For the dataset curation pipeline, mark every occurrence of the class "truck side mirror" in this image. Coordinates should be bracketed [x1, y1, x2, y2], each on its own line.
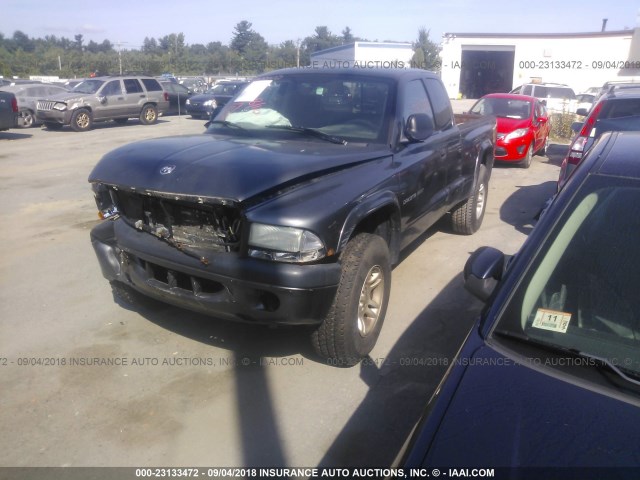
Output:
[571, 121, 583, 133]
[405, 113, 434, 142]
[464, 247, 506, 301]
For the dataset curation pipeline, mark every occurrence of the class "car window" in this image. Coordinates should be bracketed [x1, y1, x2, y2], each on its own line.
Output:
[493, 176, 640, 375]
[215, 74, 394, 143]
[123, 79, 143, 94]
[470, 97, 531, 119]
[424, 78, 453, 130]
[141, 78, 163, 92]
[402, 79, 435, 121]
[101, 80, 122, 96]
[521, 85, 533, 96]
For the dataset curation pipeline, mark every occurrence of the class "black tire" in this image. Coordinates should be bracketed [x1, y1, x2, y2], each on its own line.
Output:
[450, 164, 488, 235]
[520, 141, 534, 168]
[311, 233, 391, 367]
[140, 104, 158, 125]
[113, 118, 128, 125]
[20, 109, 35, 128]
[70, 108, 92, 132]
[44, 121, 63, 131]
[110, 281, 149, 308]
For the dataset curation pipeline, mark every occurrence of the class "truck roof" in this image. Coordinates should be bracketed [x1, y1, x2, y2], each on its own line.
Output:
[257, 67, 440, 81]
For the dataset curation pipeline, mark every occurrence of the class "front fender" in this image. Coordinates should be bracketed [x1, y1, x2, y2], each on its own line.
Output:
[337, 191, 401, 263]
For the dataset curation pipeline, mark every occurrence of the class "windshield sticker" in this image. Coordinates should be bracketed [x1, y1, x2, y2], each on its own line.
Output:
[235, 80, 272, 102]
[532, 308, 572, 333]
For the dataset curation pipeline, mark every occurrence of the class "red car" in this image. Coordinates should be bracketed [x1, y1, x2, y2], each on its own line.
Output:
[469, 93, 550, 168]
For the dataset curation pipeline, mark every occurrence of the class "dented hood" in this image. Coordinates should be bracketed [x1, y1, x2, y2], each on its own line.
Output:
[89, 134, 390, 204]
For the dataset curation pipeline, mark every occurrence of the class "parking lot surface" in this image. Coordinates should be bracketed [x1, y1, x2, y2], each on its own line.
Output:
[0, 114, 564, 467]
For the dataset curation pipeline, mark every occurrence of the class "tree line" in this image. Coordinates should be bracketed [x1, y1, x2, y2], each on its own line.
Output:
[0, 21, 440, 79]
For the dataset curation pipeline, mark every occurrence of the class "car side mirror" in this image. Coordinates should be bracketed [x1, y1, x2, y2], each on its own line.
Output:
[405, 113, 434, 142]
[536, 117, 547, 124]
[576, 108, 588, 117]
[464, 247, 506, 301]
[98, 96, 107, 105]
[571, 121, 583, 133]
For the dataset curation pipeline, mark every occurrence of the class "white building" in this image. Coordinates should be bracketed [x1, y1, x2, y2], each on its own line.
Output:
[310, 42, 414, 69]
[440, 29, 640, 98]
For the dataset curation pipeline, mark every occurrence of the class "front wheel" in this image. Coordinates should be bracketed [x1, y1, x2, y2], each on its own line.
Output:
[311, 233, 391, 367]
[139, 104, 158, 125]
[70, 108, 92, 132]
[520, 141, 534, 168]
[450, 164, 488, 235]
[537, 136, 550, 156]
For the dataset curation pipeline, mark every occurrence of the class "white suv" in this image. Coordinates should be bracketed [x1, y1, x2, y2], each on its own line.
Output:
[517, 83, 577, 113]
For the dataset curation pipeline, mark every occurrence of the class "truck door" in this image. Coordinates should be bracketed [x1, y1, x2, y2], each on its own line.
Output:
[396, 78, 448, 248]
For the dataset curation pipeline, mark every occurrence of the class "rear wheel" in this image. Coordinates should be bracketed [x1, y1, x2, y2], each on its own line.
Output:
[311, 233, 391, 367]
[140, 104, 158, 125]
[450, 164, 488, 235]
[70, 108, 92, 132]
[20, 109, 35, 128]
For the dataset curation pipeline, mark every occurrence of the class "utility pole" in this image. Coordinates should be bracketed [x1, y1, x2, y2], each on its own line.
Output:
[115, 41, 128, 74]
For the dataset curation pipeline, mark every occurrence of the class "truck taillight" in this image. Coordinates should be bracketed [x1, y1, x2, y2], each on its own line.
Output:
[567, 136, 588, 165]
[11, 97, 18, 113]
[579, 100, 604, 137]
[164, 92, 169, 101]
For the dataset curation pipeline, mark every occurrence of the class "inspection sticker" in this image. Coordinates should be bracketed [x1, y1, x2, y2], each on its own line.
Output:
[532, 308, 572, 333]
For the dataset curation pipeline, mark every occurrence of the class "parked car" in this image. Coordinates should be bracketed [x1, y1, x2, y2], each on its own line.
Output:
[0, 91, 20, 130]
[88, 68, 496, 366]
[160, 81, 193, 115]
[468, 93, 550, 167]
[36, 76, 169, 132]
[558, 84, 640, 190]
[576, 93, 596, 112]
[515, 82, 577, 113]
[401, 131, 640, 471]
[178, 77, 207, 94]
[185, 81, 249, 119]
[0, 83, 69, 127]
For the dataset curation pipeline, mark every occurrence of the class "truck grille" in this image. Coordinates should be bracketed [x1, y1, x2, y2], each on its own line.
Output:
[114, 190, 242, 253]
[37, 101, 56, 111]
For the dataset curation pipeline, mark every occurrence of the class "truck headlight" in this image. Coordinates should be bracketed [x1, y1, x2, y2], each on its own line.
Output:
[248, 223, 326, 263]
[91, 183, 119, 220]
[504, 128, 528, 141]
[53, 103, 67, 111]
[185, 99, 191, 105]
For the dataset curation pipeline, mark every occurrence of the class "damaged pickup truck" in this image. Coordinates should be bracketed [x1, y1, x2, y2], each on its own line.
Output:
[89, 68, 495, 365]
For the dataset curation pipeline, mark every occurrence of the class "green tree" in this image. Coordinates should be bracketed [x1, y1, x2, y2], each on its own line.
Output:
[411, 28, 441, 71]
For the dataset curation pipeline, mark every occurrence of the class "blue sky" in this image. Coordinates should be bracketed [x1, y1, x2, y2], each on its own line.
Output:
[1, 0, 639, 49]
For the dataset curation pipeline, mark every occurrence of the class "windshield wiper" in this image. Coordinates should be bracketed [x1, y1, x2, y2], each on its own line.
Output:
[494, 330, 640, 386]
[206, 120, 248, 132]
[266, 125, 347, 145]
[573, 351, 640, 387]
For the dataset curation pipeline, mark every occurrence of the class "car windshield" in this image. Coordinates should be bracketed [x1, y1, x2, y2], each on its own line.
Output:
[208, 83, 244, 95]
[492, 175, 640, 376]
[536, 86, 576, 100]
[72, 79, 104, 94]
[209, 73, 394, 143]
[470, 97, 532, 119]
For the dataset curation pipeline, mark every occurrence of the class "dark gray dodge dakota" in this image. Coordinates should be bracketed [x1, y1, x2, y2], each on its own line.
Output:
[89, 67, 496, 366]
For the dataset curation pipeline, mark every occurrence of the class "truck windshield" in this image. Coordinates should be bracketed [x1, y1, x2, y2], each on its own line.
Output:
[209, 73, 394, 143]
[492, 176, 640, 378]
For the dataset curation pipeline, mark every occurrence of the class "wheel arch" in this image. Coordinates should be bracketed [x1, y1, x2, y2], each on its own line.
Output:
[337, 192, 402, 265]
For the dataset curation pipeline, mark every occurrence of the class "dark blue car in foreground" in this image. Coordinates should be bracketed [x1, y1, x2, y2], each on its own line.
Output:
[400, 131, 640, 478]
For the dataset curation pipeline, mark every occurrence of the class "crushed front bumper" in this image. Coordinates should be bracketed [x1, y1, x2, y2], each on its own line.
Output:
[91, 219, 341, 325]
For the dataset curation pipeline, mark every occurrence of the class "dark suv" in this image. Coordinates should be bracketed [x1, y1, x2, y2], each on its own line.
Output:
[36, 76, 169, 132]
[558, 84, 640, 189]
